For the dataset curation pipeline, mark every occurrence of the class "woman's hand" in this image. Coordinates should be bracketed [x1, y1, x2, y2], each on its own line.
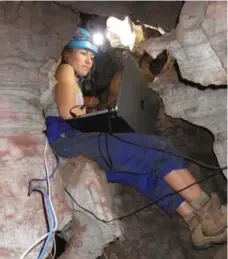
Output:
[88, 96, 99, 108]
[71, 107, 85, 117]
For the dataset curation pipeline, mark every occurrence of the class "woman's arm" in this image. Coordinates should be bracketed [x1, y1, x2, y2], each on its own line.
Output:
[55, 64, 85, 119]
[107, 71, 122, 105]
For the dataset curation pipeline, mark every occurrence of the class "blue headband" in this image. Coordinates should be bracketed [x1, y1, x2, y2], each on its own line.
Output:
[67, 27, 98, 54]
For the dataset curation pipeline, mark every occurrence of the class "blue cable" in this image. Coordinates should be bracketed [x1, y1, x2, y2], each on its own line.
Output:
[29, 185, 55, 259]
[27, 136, 60, 258]
[38, 194, 55, 259]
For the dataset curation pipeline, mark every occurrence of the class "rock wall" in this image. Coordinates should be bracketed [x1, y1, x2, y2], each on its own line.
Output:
[152, 73, 227, 178]
[0, 2, 77, 258]
[60, 1, 183, 32]
[0, 2, 122, 258]
[144, 1, 227, 86]
[1, 2, 226, 259]
[144, 1, 227, 177]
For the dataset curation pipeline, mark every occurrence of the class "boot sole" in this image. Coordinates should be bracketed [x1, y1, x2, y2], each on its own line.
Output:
[193, 240, 227, 250]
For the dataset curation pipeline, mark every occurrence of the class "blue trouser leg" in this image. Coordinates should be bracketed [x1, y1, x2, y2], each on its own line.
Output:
[50, 129, 187, 216]
[106, 169, 184, 216]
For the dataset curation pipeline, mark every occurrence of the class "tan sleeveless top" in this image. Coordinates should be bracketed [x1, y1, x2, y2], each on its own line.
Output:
[43, 81, 85, 118]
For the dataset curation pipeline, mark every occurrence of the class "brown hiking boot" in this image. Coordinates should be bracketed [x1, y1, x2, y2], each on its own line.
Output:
[196, 193, 227, 236]
[189, 215, 227, 249]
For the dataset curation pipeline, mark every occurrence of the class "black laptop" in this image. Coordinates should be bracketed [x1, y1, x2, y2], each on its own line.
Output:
[67, 55, 160, 134]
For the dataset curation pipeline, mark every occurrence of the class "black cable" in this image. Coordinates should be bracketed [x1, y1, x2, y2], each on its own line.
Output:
[54, 0, 227, 173]
[108, 132, 227, 171]
[98, 132, 112, 169]
[68, 109, 226, 175]
[99, 131, 154, 180]
[105, 131, 113, 169]
[104, 113, 227, 174]
[105, 112, 227, 172]
[64, 169, 223, 223]
[66, 108, 226, 222]
[54, 0, 227, 172]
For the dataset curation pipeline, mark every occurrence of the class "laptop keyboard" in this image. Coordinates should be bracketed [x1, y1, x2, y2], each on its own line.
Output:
[77, 108, 116, 118]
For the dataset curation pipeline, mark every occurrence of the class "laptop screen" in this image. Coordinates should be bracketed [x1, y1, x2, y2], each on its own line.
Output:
[116, 55, 160, 134]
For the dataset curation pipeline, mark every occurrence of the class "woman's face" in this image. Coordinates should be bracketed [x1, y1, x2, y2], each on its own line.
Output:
[68, 48, 94, 77]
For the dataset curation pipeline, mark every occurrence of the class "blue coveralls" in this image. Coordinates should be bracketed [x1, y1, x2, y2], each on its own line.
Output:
[45, 116, 187, 216]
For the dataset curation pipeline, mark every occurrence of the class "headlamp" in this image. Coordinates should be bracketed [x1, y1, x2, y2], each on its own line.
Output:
[92, 32, 104, 46]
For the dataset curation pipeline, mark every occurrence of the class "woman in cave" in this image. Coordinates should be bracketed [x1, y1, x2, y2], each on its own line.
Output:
[44, 27, 227, 249]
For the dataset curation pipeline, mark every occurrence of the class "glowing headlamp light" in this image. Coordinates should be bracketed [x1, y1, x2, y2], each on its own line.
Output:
[92, 32, 104, 46]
